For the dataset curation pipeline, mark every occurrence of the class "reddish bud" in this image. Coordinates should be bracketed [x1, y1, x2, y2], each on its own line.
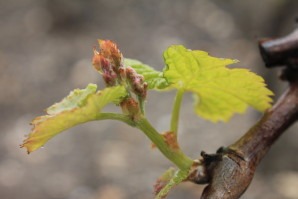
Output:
[120, 97, 141, 120]
[98, 40, 123, 72]
[92, 49, 101, 71]
[118, 67, 126, 80]
[92, 48, 117, 87]
[93, 40, 147, 92]
[125, 67, 147, 99]
[92, 52, 109, 73]
[102, 73, 117, 87]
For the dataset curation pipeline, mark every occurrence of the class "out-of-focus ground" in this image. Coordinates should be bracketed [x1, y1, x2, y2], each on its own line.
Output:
[1, 0, 298, 198]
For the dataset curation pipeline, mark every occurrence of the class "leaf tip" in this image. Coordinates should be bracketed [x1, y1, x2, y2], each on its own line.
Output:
[19, 141, 33, 154]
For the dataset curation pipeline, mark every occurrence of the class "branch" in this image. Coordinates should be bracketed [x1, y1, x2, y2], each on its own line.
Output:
[188, 27, 298, 199]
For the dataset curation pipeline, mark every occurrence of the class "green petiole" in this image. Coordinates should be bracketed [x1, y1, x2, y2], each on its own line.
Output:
[170, 89, 185, 134]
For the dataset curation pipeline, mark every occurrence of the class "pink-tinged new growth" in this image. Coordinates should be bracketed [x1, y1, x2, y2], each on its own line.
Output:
[125, 66, 148, 100]
[92, 49, 105, 72]
[120, 97, 141, 120]
[98, 40, 124, 73]
[162, 131, 179, 150]
[151, 131, 180, 151]
[93, 40, 127, 85]
[92, 50, 117, 86]
[93, 40, 147, 116]
[153, 168, 176, 197]
[154, 179, 167, 197]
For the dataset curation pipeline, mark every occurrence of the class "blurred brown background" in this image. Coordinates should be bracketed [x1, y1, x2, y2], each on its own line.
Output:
[1, 0, 298, 198]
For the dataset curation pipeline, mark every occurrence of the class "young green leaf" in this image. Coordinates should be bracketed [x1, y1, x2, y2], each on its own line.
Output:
[124, 58, 168, 89]
[163, 45, 273, 122]
[21, 84, 126, 153]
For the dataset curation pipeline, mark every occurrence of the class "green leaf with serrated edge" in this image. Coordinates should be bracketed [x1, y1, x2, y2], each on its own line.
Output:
[124, 58, 168, 89]
[163, 45, 273, 122]
[155, 169, 188, 199]
[21, 84, 126, 153]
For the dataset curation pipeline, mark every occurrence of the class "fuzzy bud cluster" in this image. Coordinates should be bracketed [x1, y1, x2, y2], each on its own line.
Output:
[98, 40, 123, 69]
[125, 66, 148, 100]
[92, 50, 117, 86]
[92, 40, 124, 86]
[92, 39, 148, 118]
[92, 40, 148, 100]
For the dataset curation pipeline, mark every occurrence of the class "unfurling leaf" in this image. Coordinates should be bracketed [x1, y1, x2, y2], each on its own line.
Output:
[124, 58, 168, 89]
[21, 84, 126, 153]
[154, 167, 176, 196]
[155, 169, 189, 199]
[163, 45, 273, 122]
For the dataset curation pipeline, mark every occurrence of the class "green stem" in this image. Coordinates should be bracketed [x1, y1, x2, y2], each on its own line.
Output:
[170, 89, 185, 134]
[137, 95, 145, 115]
[96, 113, 193, 170]
[96, 113, 135, 126]
[136, 117, 193, 170]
